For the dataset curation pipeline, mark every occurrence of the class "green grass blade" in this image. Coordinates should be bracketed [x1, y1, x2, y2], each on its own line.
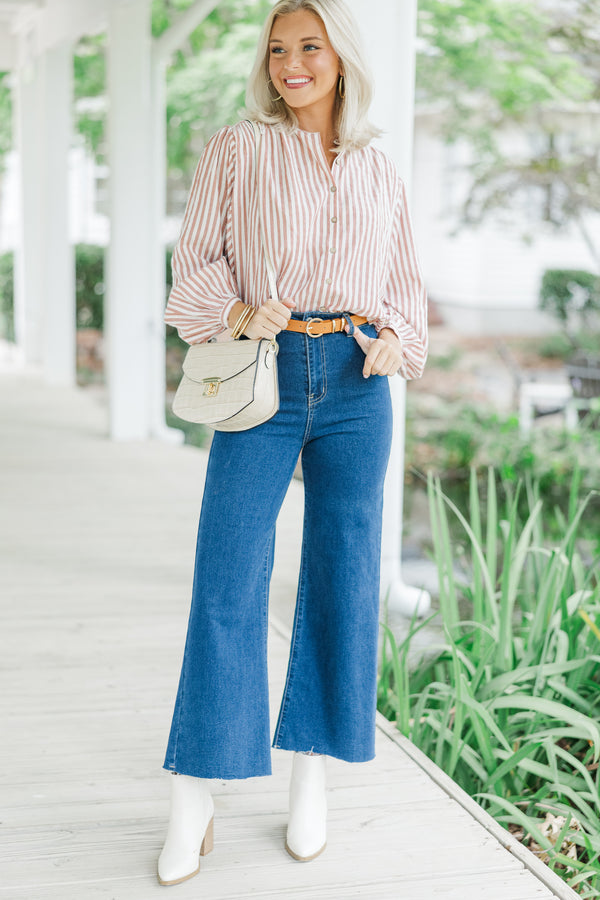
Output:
[490, 694, 600, 758]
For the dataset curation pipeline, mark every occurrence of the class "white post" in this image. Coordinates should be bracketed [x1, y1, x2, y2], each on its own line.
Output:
[149, 55, 169, 437]
[149, 0, 219, 443]
[13, 31, 45, 368]
[41, 40, 76, 386]
[106, 0, 154, 440]
[148, 53, 183, 442]
[348, 0, 431, 616]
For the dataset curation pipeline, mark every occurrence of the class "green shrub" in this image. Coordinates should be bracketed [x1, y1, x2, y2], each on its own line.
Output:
[380, 471, 600, 894]
[75, 244, 105, 328]
[0, 251, 14, 341]
[539, 269, 600, 328]
[538, 332, 574, 360]
[406, 399, 600, 553]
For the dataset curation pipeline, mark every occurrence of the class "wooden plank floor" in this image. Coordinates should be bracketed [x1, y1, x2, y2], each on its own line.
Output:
[0, 372, 577, 899]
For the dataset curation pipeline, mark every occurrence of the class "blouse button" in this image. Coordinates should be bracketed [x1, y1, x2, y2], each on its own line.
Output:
[330, 247, 336, 254]
[331, 217, 338, 224]
[330, 185, 337, 193]
[325, 279, 332, 285]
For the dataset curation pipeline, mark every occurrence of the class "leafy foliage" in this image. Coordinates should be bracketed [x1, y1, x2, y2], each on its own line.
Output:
[73, 35, 107, 160]
[0, 73, 12, 168]
[416, 0, 600, 262]
[0, 251, 14, 341]
[75, 244, 105, 329]
[162, 0, 271, 178]
[539, 269, 600, 334]
[379, 471, 600, 894]
[406, 399, 600, 553]
[69, 0, 271, 182]
[166, 21, 264, 175]
[417, 0, 592, 130]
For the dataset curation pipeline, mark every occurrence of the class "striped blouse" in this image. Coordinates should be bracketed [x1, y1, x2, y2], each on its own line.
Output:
[165, 120, 428, 380]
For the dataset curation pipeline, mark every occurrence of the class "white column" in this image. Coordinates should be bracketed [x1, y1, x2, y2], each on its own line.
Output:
[13, 39, 45, 367]
[149, 56, 168, 437]
[106, 0, 154, 440]
[148, 54, 183, 442]
[41, 40, 76, 386]
[348, 0, 431, 616]
[149, 3, 220, 443]
[14, 28, 75, 384]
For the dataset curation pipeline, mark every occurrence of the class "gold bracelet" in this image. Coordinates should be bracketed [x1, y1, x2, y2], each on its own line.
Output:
[237, 307, 256, 338]
[234, 306, 254, 340]
[231, 305, 254, 340]
[233, 305, 253, 338]
[230, 307, 244, 339]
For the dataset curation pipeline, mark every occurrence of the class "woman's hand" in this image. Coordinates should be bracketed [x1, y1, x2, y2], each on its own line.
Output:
[347, 325, 403, 377]
[228, 299, 295, 340]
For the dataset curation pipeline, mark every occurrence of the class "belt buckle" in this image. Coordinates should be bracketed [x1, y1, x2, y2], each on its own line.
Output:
[306, 317, 324, 338]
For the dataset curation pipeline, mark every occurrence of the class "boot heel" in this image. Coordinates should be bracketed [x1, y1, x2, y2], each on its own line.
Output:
[200, 816, 214, 856]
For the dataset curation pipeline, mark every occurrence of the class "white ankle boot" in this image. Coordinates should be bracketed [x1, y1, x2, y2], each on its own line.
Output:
[157, 773, 214, 886]
[285, 752, 327, 861]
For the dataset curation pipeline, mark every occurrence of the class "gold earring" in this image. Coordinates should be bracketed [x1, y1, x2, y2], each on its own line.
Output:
[338, 75, 345, 100]
[267, 79, 283, 102]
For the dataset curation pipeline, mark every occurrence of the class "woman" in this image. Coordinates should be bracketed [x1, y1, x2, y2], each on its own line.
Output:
[158, 0, 427, 885]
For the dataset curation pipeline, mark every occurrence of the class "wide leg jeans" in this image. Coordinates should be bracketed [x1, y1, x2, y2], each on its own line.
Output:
[164, 314, 393, 779]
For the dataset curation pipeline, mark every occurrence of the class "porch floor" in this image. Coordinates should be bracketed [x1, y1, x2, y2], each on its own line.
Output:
[0, 371, 576, 899]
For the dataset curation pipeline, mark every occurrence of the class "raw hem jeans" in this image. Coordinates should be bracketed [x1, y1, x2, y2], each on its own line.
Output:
[164, 313, 393, 779]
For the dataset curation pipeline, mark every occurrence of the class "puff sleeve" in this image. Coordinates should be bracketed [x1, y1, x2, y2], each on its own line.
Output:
[371, 179, 428, 380]
[164, 126, 239, 344]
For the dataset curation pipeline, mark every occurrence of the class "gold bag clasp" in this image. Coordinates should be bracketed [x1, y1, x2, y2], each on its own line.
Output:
[202, 378, 221, 397]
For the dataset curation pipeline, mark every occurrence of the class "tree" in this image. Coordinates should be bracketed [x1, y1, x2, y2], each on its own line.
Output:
[74, 34, 106, 161]
[69, 0, 271, 183]
[0, 73, 12, 172]
[416, 0, 600, 268]
[160, 0, 271, 188]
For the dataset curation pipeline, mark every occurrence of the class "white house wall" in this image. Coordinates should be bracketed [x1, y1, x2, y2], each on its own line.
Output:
[68, 146, 109, 247]
[412, 114, 599, 335]
[0, 150, 19, 250]
[0, 26, 14, 68]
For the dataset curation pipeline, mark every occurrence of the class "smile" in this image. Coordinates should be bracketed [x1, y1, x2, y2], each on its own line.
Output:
[284, 77, 313, 88]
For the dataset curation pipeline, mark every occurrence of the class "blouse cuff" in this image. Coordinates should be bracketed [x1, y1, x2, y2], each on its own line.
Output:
[371, 310, 403, 342]
[220, 295, 240, 332]
[165, 296, 237, 344]
[371, 310, 427, 381]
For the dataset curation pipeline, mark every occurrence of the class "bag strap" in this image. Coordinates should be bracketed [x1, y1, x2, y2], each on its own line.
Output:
[250, 121, 280, 304]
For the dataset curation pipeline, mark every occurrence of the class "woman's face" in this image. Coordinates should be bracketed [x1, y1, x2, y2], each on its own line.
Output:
[268, 9, 341, 127]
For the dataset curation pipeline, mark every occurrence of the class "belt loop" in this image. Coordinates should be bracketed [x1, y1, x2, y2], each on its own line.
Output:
[342, 313, 355, 336]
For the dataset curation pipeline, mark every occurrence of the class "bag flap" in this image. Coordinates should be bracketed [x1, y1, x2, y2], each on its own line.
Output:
[181, 340, 261, 385]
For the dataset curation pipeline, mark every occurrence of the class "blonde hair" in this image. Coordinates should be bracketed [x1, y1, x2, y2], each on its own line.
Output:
[245, 0, 381, 153]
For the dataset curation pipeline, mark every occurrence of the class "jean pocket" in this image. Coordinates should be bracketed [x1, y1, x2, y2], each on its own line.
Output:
[358, 323, 378, 340]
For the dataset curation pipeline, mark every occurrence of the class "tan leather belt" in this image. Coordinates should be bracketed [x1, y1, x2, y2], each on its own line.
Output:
[285, 315, 368, 338]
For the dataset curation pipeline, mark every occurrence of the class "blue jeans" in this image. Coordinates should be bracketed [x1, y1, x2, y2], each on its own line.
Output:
[164, 313, 393, 779]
